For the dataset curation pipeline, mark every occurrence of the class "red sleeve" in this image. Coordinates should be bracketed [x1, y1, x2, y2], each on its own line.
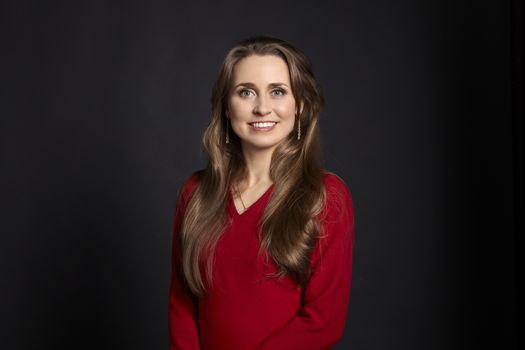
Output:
[255, 175, 355, 350]
[168, 174, 201, 350]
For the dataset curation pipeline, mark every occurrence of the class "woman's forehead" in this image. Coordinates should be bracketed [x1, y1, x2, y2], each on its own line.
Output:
[231, 55, 291, 86]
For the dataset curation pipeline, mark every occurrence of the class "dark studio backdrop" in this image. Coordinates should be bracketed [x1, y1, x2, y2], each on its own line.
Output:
[0, 0, 520, 349]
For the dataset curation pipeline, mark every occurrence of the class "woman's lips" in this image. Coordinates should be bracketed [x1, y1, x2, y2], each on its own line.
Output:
[248, 121, 277, 131]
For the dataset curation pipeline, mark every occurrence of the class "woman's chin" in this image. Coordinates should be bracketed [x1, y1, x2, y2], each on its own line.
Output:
[240, 140, 282, 153]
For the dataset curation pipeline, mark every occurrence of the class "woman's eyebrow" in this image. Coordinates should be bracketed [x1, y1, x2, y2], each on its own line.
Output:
[234, 82, 289, 89]
[268, 83, 289, 88]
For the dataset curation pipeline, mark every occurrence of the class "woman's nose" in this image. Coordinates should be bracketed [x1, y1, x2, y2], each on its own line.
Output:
[253, 96, 271, 116]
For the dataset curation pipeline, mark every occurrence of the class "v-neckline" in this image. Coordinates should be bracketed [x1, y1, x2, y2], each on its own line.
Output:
[229, 183, 275, 217]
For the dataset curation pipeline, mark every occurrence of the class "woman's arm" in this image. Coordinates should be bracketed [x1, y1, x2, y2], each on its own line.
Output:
[255, 176, 355, 350]
[168, 175, 201, 350]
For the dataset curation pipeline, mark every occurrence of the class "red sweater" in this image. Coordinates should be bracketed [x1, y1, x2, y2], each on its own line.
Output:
[169, 171, 354, 350]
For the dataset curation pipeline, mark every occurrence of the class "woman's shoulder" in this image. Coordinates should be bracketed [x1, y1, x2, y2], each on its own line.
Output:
[320, 169, 353, 219]
[321, 169, 352, 197]
[177, 169, 205, 202]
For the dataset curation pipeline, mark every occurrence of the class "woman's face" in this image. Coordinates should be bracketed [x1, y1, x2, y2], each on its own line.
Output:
[227, 54, 297, 154]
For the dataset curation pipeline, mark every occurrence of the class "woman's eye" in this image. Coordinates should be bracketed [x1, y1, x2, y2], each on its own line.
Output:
[239, 89, 254, 97]
[271, 88, 286, 96]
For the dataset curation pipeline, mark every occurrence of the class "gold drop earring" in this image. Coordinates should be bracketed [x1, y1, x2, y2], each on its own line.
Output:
[296, 109, 301, 140]
[225, 115, 230, 144]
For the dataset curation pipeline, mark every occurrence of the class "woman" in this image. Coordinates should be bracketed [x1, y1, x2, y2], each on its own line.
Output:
[169, 36, 354, 350]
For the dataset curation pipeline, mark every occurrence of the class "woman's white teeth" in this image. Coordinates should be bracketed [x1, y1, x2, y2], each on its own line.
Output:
[252, 122, 276, 128]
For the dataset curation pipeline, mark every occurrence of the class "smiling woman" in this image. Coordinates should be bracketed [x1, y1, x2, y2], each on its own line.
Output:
[227, 55, 298, 153]
[168, 36, 355, 350]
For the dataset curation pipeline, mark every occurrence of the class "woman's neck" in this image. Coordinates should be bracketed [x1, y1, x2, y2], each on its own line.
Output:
[239, 144, 274, 188]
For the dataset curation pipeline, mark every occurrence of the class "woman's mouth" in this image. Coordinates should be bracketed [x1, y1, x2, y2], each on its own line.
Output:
[248, 121, 277, 131]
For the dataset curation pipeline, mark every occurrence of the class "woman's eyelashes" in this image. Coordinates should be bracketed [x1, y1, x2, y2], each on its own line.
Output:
[271, 88, 286, 96]
[237, 88, 287, 98]
[238, 88, 254, 97]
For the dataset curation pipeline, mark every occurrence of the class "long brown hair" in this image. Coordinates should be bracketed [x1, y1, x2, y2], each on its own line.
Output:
[180, 36, 325, 297]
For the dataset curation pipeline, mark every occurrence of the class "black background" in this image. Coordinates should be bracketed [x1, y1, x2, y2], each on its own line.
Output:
[1, 0, 520, 349]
